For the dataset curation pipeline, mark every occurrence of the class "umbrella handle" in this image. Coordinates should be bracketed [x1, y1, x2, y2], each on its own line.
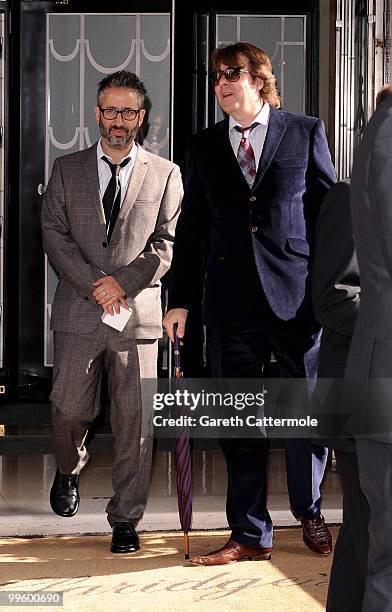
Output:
[173, 322, 179, 349]
[173, 322, 182, 374]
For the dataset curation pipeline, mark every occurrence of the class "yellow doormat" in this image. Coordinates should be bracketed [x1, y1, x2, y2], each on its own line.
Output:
[0, 527, 336, 611]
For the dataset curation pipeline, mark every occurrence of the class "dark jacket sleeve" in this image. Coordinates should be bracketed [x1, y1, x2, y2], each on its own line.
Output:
[167, 138, 210, 311]
[312, 180, 360, 337]
[305, 119, 337, 250]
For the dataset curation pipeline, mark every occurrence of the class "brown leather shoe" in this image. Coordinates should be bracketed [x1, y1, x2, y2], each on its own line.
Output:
[300, 515, 332, 555]
[190, 538, 272, 566]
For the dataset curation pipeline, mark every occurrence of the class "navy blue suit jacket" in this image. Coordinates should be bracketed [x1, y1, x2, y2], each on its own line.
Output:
[169, 107, 336, 326]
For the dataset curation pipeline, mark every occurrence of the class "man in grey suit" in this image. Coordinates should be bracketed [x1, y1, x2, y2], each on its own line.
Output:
[345, 87, 392, 610]
[312, 179, 369, 610]
[41, 71, 182, 553]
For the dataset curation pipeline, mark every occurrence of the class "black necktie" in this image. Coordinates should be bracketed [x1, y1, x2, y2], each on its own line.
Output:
[101, 156, 131, 243]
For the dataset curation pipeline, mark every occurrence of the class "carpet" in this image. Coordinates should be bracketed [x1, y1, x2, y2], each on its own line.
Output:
[0, 527, 336, 611]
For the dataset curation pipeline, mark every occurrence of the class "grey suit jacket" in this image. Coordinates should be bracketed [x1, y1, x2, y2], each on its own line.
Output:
[346, 96, 392, 441]
[312, 180, 360, 451]
[42, 143, 183, 339]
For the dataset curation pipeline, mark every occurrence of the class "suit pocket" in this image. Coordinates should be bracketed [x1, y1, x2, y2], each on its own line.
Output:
[133, 199, 160, 207]
[286, 237, 309, 257]
[270, 157, 308, 168]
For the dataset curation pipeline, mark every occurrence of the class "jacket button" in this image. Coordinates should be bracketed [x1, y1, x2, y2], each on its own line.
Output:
[102, 241, 108, 248]
[250, 225, 258, 233]
[219, 256, 225, 261]
[249, 196, 257, 202]
[84, 296, 89, 301]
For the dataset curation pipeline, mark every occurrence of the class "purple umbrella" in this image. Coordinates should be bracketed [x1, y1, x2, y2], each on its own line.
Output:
[173, 323, 193, 559]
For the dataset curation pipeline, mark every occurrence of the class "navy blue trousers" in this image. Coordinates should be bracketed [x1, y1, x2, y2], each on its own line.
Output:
[207, 317, 328, 549]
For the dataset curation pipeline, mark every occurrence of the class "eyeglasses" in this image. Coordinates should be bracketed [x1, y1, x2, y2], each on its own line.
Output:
[209, 66, 250, 86]
[99, 107, 142, 121]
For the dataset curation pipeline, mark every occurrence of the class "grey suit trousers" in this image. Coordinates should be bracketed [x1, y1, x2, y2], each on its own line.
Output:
[356, 438, 392, 612]
[51, 324, 157, 526]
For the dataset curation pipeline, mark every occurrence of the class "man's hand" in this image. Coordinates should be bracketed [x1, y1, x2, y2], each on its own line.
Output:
[163, 308, 188, 342]
[92, 276, 128, 315]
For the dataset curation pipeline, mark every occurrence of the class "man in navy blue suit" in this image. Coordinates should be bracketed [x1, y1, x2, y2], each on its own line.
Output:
[164, 42, 336, 565]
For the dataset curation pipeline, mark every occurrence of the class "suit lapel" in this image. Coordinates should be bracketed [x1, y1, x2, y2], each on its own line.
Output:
[81, 143, 106, 227]
[118, 144, 148, 221]
[252, 108, 287, 191]
[214, 111, 287, 193]
[214, 119, 250, 190]
[84, 142, 148, 222]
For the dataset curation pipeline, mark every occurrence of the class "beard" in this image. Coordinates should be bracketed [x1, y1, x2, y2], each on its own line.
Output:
[99, 118, 139, 149]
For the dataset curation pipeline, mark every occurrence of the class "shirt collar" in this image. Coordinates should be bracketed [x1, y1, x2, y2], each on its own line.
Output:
[97, 138, 138, 166]
[229, 102, 270, 132]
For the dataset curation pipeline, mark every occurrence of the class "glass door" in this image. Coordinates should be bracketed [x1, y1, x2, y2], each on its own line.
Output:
[12, 0, 319, 394]
[214, 13, 307, 120]
[172, 1, 317, 376]
[44, 11, 172, 366]
[15, 0, 172, 397]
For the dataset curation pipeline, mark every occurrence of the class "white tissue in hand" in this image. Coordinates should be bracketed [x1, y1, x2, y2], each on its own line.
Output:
[101, 305, 132, 331]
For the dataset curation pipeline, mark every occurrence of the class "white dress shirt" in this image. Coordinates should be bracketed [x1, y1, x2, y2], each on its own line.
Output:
[229, 103, 270, 169]
[96, 139, 138, 207]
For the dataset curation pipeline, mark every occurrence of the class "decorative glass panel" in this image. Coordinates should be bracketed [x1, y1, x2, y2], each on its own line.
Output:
[45, 13, 171, 366]
[215, 14, 306, 120]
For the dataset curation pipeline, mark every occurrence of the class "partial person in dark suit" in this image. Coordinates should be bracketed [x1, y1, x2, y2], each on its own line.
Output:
[345, 84, 392, 611]
[312, 179, 370, 611]
[42, 71, 182, 553]
[163, 42, 336, 565]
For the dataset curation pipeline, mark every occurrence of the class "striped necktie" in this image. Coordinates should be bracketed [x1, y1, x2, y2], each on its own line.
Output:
[234, 123, 258, 187]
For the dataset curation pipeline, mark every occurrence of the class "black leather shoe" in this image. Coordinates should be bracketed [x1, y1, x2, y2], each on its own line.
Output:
[50, 469, 79, 517]
[111, 522, 140, 554]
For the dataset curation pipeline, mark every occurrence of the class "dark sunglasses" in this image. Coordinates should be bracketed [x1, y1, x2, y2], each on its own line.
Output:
[209, 66, 250, 86]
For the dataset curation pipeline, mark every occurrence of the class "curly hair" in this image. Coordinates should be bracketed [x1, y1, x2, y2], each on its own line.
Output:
[97, 70, 147, 107]
[211, 42, 280, 109]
